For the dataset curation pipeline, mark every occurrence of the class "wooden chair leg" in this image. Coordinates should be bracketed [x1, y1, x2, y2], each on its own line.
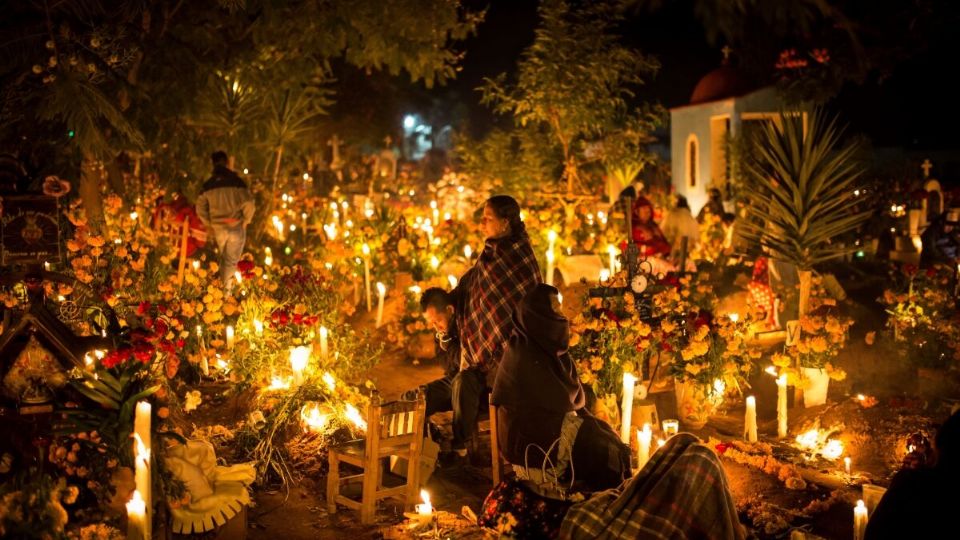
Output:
[489, 403, 501, 486]
[326, 452, 339, 514]
[405, 443, 420, 512]
[359, 455, 379, 525]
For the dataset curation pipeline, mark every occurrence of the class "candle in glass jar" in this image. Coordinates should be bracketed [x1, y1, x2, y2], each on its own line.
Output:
[662, 419, 679, 437]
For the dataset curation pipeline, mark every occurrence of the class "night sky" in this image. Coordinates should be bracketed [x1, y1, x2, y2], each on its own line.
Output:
[429, 0, 960, 164]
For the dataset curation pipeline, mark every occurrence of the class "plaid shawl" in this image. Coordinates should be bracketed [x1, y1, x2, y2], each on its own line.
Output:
[458, 231, 541, 375]
[560, 433, 745, 540]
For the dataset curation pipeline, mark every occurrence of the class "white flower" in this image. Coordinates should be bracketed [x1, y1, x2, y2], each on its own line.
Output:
[184, 390, 202, 412]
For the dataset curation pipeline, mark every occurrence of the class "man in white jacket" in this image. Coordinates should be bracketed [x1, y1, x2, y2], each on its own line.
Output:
[196, 151, 255, 289]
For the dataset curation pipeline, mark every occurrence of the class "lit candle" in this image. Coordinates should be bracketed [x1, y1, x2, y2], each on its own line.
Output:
[133, 401, 151, 539]
[547, 229, 557, 254]
[416, 489, 434, 523]
[192, 260, 200, 271]
[662, 419, 679, 437]
[234, 271, 242, 286]
[447, 274, 458, 289]
[657, 438, 666, 448]
[361, 244, 372, 312]
[637, 423, 652, 470]
[600, 268, 611, 283]
[854, 500, 868, 540]
[777, 374, 788, 439]
[225, 325, 235, 349]
[375, 282, 386, 328]
[620, 372, 636, 443]
[431, 200, 439, 224]
[464, 245, 472, 260]
[744, 396, 758, 443]
[323, 372, 336, 392]
[126, 489, 147, 540]
[44, 261, 51, 271]
[545, 249, 555, 286]
[319, 326, 329, 360]
[290, 346, 310, 385]
[845, 456, 852, 476]
[608, 245, 617, 274]
[254, 319, 264, 336]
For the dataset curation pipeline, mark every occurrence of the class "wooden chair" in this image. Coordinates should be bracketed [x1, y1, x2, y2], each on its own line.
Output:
[326, 390, 426, 524]
[467, 392, 506, 487]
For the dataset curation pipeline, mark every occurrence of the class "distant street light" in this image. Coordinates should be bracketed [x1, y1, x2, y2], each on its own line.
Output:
[403, 115, 416, 130]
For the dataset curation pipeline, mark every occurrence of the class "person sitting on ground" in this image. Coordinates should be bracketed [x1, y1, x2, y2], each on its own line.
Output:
[630, 195, 670, 258]
[492, 284, 631, 493]
[401, 287, 483, 462]
[479, 433, 745, 539]
[866, 408, 960, 539]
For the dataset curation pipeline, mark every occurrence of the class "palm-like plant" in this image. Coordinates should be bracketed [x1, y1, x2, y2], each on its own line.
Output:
[738, 109, 869, 317]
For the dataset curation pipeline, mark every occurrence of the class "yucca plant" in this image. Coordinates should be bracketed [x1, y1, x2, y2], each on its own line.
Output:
[738, 109, 869, 318]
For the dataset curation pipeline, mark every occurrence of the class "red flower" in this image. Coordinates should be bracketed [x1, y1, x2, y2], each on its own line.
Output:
[102, 347, 132, 369]
[660, 342, 674, 353]
[714, 442, 730, 454]
[659, 274, 680, 289]
[693, 311, 713, 329]
[132, 342, 155, 364]
[137, 301, 152, 316]
[237, 259, 256, 278]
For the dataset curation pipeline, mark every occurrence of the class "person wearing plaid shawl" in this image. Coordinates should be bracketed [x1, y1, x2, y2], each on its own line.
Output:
[451, 195, 542, 457]
[559, 433, 745, 539]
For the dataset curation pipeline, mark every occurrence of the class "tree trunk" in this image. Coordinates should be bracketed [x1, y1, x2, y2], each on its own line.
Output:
[104, 153, 127, 201]
[79, 152, 105, 233]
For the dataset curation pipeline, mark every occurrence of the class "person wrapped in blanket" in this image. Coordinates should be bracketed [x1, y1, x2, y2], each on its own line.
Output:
[439, 195, 541, 463]
[491, 284, 632, 494]
[479, 433, 745, 540]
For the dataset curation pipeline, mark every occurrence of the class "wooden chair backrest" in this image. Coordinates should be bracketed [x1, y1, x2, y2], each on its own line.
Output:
[364, 390, 425, 453]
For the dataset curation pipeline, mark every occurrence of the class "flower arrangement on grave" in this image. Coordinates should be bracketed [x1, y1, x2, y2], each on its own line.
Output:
[881, 263, 960, 368]
[779, 276, 852, 381]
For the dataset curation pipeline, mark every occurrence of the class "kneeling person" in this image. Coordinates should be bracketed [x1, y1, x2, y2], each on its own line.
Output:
[404, 288, 485, 462]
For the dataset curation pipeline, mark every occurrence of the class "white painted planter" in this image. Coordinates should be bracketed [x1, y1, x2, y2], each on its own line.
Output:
[801, 367, 830, 408]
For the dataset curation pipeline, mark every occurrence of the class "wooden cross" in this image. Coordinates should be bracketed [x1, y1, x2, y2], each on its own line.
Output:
[921, 159, 933, 178]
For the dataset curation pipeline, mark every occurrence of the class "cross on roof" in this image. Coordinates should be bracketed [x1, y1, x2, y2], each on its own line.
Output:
[921, 159, 933, 178]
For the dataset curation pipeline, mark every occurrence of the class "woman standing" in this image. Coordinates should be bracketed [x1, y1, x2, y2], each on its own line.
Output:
[457, 195, 542, 386]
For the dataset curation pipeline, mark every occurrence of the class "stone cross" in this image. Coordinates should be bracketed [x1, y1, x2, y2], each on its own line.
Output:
[921, 159, 933, 178]
[328, 135, 343, 169]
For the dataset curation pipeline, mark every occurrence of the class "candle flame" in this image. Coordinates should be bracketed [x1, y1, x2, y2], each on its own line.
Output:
[447, 275, 458, 288]
[322, 372, 336, 392]
[420, 489, 431, 506]
[345, 403, 367, 431]
[301, 404, 330, 433]
[376, 282, 386, 295]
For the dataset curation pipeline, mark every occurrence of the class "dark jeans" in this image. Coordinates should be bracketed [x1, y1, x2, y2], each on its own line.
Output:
[406, 368, 486, 450]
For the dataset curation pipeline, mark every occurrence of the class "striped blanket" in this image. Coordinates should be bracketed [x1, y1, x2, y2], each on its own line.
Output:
[560, 433, 745, 540]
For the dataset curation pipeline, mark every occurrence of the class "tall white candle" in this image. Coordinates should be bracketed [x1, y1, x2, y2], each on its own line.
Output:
[375, 282, 386, 328]
[361, 243, 372, 312]
[620, 372, 636, 443]
[290, 346, 310, 385]
[845, 456, 852, 476]
[545, 249, 555, 286]
[133, 401, 151, 539]
[431, 200, 439, 225]
[225, 325, 235, 350]
[777, 375, 788, 439]
[744, 395, 758, 442]
[854, 499, 868, 540]
[608, 244, 617, 274]
[547, 229, 557, 254]
[126, 489, 146, 540]
[319, 326, 329, 360]
[637, 423, 652, 470]
[600, 268, 611, 284]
